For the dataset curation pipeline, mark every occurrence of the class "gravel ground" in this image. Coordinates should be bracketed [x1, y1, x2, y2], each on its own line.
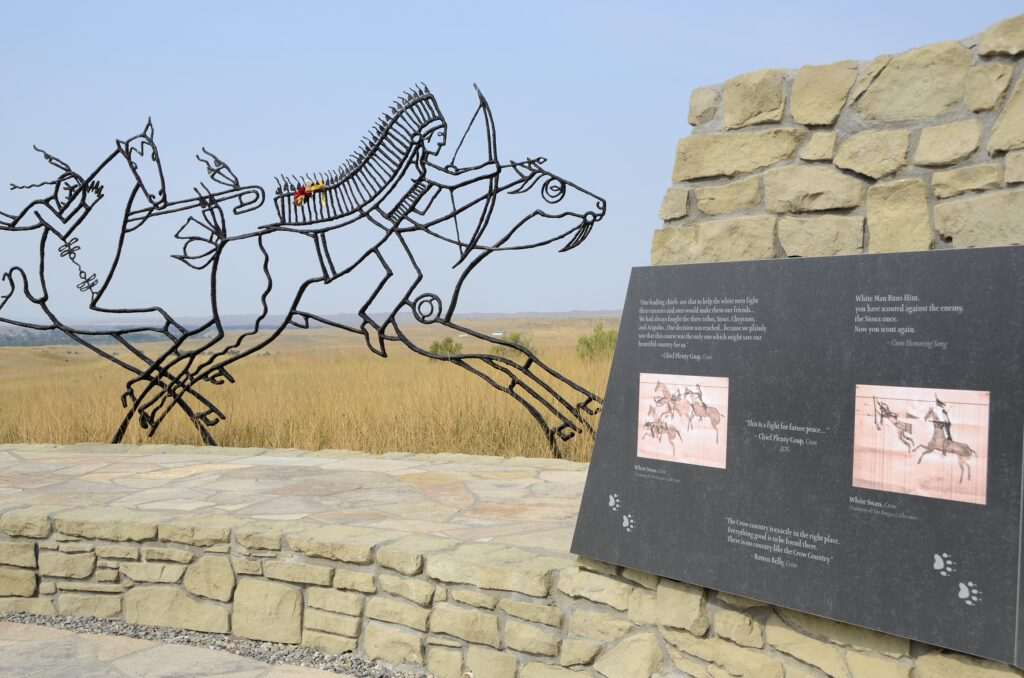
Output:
[0, 611, 431, 678]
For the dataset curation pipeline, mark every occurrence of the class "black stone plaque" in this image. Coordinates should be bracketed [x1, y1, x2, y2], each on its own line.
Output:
[572, 246, 1024, 667]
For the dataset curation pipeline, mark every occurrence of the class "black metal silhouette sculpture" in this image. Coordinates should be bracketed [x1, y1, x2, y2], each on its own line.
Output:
[1, 84, 606, 456]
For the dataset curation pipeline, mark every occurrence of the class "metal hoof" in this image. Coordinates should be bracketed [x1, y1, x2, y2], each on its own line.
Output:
[361, 321, 388, 357]
[121, 382, 146, 409]
[555, 423, 577, 442]
[205, 368, 235, 385]
[578, 397, 601, 416]
[198, 409, 223, 427]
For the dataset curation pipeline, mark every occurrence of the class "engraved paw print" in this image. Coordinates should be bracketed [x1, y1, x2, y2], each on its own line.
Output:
[958, 581, 982, 606]
[608, 493, 621, 511]
[932, 553, 956, 577]
[622, 514, 636, 532]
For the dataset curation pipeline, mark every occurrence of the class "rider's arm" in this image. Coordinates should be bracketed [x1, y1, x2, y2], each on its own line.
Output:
[423, 161, 499, 189]
[5, 200, 74, 236]
[29, 203, 75, 238]
[28, 193, 100, 239]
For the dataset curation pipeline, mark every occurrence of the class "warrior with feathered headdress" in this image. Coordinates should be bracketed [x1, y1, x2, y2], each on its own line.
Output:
[269, 85, 499, 355]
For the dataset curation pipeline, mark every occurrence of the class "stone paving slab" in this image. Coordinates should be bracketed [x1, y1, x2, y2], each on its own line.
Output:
[0, 443, 586, 556]
[0, 622, 343, 677]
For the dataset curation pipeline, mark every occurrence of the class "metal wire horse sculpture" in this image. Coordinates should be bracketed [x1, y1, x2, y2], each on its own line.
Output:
[1, 84, 606, 456]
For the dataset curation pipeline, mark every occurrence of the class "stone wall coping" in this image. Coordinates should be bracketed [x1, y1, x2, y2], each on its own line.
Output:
[0, 444, 585, 570]
[0, 442, 584, 470]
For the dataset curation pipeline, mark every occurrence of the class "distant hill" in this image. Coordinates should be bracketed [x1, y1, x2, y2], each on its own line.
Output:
[174, 309, 623, 329]
[0, 328, 167, 346]
[0, 310, 622, 346]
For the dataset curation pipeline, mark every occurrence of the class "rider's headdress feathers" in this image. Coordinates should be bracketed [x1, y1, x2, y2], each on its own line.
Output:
[274, 83, 446, 226]
[10, 146, 75, 191]
[398, 84, 446, 139]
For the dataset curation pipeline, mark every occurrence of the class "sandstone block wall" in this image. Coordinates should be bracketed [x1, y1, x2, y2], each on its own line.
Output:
[643, 12, 1024, 678]
[1, 503, 1021, 677]
[653, 14, 1024, 265]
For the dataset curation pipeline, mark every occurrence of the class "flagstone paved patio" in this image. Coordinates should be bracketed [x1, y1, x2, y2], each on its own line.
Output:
[0, 443, 587, 677]
[0, 443, 585, 556]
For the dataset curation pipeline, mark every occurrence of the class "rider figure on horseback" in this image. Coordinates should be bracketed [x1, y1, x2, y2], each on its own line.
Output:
[306, 86, 498, 355]
[915, 398, 975, 483]
[1, 147, 103, 305]
[3, 147, 103, 238]
[873, 398, 915, 453]
[877, 400, 896, 422]
[693, 384, 707, 410]
[935, 396, 953, 445]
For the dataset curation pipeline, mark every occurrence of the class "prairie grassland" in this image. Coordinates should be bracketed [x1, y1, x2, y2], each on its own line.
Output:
[0, 316, 617, 462]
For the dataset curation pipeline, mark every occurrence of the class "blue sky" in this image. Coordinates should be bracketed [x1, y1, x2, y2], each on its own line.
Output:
[0, 1, 1019, 319]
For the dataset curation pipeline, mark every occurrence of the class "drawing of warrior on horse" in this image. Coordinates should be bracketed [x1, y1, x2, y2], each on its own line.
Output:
[873, 396, 915, 453]
[913, 399, 975, 483]
[642, 403, 683, 455]
[653, 380, 688, 420]
[684, 384, 723, 443]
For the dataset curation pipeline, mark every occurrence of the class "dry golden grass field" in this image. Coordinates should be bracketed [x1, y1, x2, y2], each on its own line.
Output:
[0, 316, 617, 462]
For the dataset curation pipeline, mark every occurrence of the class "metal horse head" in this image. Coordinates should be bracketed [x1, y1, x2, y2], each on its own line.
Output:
[506, 158, 605, 252]
[117, 119, 166, 208]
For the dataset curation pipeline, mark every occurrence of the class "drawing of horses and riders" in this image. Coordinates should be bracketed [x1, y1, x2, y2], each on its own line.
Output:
[637, 374, 727, 468]
[872, 394, 978, 481]
[0, 84, 607, 456]
[853, 386, 988, 504]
